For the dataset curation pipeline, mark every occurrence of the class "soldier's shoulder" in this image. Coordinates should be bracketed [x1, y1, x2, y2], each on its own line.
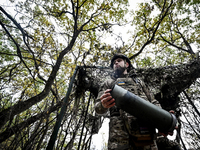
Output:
[104, 77, 115, 87]
[99, 77, 115, 89]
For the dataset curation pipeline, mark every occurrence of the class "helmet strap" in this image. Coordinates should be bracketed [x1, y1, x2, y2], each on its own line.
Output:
[124, 59, 129, 70]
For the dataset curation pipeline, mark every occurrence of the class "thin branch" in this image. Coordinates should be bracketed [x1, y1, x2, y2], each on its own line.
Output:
[160, 34, 194, 54]
[169, 13, 194, 54]
[0, 16, 34, 79]
[183, 90, 200, 117]
[0, 101, 62, 143]
[129, 0, 173, 60]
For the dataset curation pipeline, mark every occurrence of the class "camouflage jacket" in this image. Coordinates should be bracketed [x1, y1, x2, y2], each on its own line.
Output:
[95, 73, 161, 149]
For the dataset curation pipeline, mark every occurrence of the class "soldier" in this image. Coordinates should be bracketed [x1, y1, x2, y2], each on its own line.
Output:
[94, 53, 174, 150]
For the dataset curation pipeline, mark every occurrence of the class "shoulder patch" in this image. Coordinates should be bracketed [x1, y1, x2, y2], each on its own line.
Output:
[118, 81, 125, 85]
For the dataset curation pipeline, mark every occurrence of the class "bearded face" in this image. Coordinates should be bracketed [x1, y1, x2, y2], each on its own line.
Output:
[113, 58, 129, 76]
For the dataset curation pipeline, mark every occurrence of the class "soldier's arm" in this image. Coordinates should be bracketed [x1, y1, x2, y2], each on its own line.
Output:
[94, 80, 115, 114]
[95, 90, 109, 114]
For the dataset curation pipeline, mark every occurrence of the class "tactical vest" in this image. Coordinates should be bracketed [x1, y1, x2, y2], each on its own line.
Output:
[109, 76, 156, 147]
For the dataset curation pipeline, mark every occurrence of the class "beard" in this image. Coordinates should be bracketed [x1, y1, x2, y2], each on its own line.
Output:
[114, 66, 126, 76]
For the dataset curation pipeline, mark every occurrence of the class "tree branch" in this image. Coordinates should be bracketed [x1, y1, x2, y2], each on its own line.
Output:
[0, 101, 62, 143]
[129, 0, 173, 60]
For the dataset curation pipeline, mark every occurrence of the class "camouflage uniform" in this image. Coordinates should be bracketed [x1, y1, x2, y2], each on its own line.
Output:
[95, 74, 161, 150]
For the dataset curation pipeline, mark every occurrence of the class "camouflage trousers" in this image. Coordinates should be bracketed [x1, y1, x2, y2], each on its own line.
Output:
[108, 116, 158, 150]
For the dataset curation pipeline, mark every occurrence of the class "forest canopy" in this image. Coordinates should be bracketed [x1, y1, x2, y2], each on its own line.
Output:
[0, 0, 200, 149]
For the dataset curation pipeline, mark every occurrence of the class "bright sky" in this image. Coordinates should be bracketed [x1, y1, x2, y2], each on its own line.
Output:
[91, 118, 109, 149]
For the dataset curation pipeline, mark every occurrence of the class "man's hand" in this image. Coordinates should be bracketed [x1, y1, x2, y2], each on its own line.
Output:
[159, 110, 178, 137]
[100, 89, 115, 108]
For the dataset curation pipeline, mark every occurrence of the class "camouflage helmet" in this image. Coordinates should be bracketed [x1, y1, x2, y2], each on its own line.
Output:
[110, 53, 133, 71]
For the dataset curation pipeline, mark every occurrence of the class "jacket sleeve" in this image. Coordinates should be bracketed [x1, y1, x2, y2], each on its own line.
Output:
[94, 79, 114, 115]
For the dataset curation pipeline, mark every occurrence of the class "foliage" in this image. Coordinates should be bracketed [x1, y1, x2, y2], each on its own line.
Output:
[0, 0, 200, 149]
